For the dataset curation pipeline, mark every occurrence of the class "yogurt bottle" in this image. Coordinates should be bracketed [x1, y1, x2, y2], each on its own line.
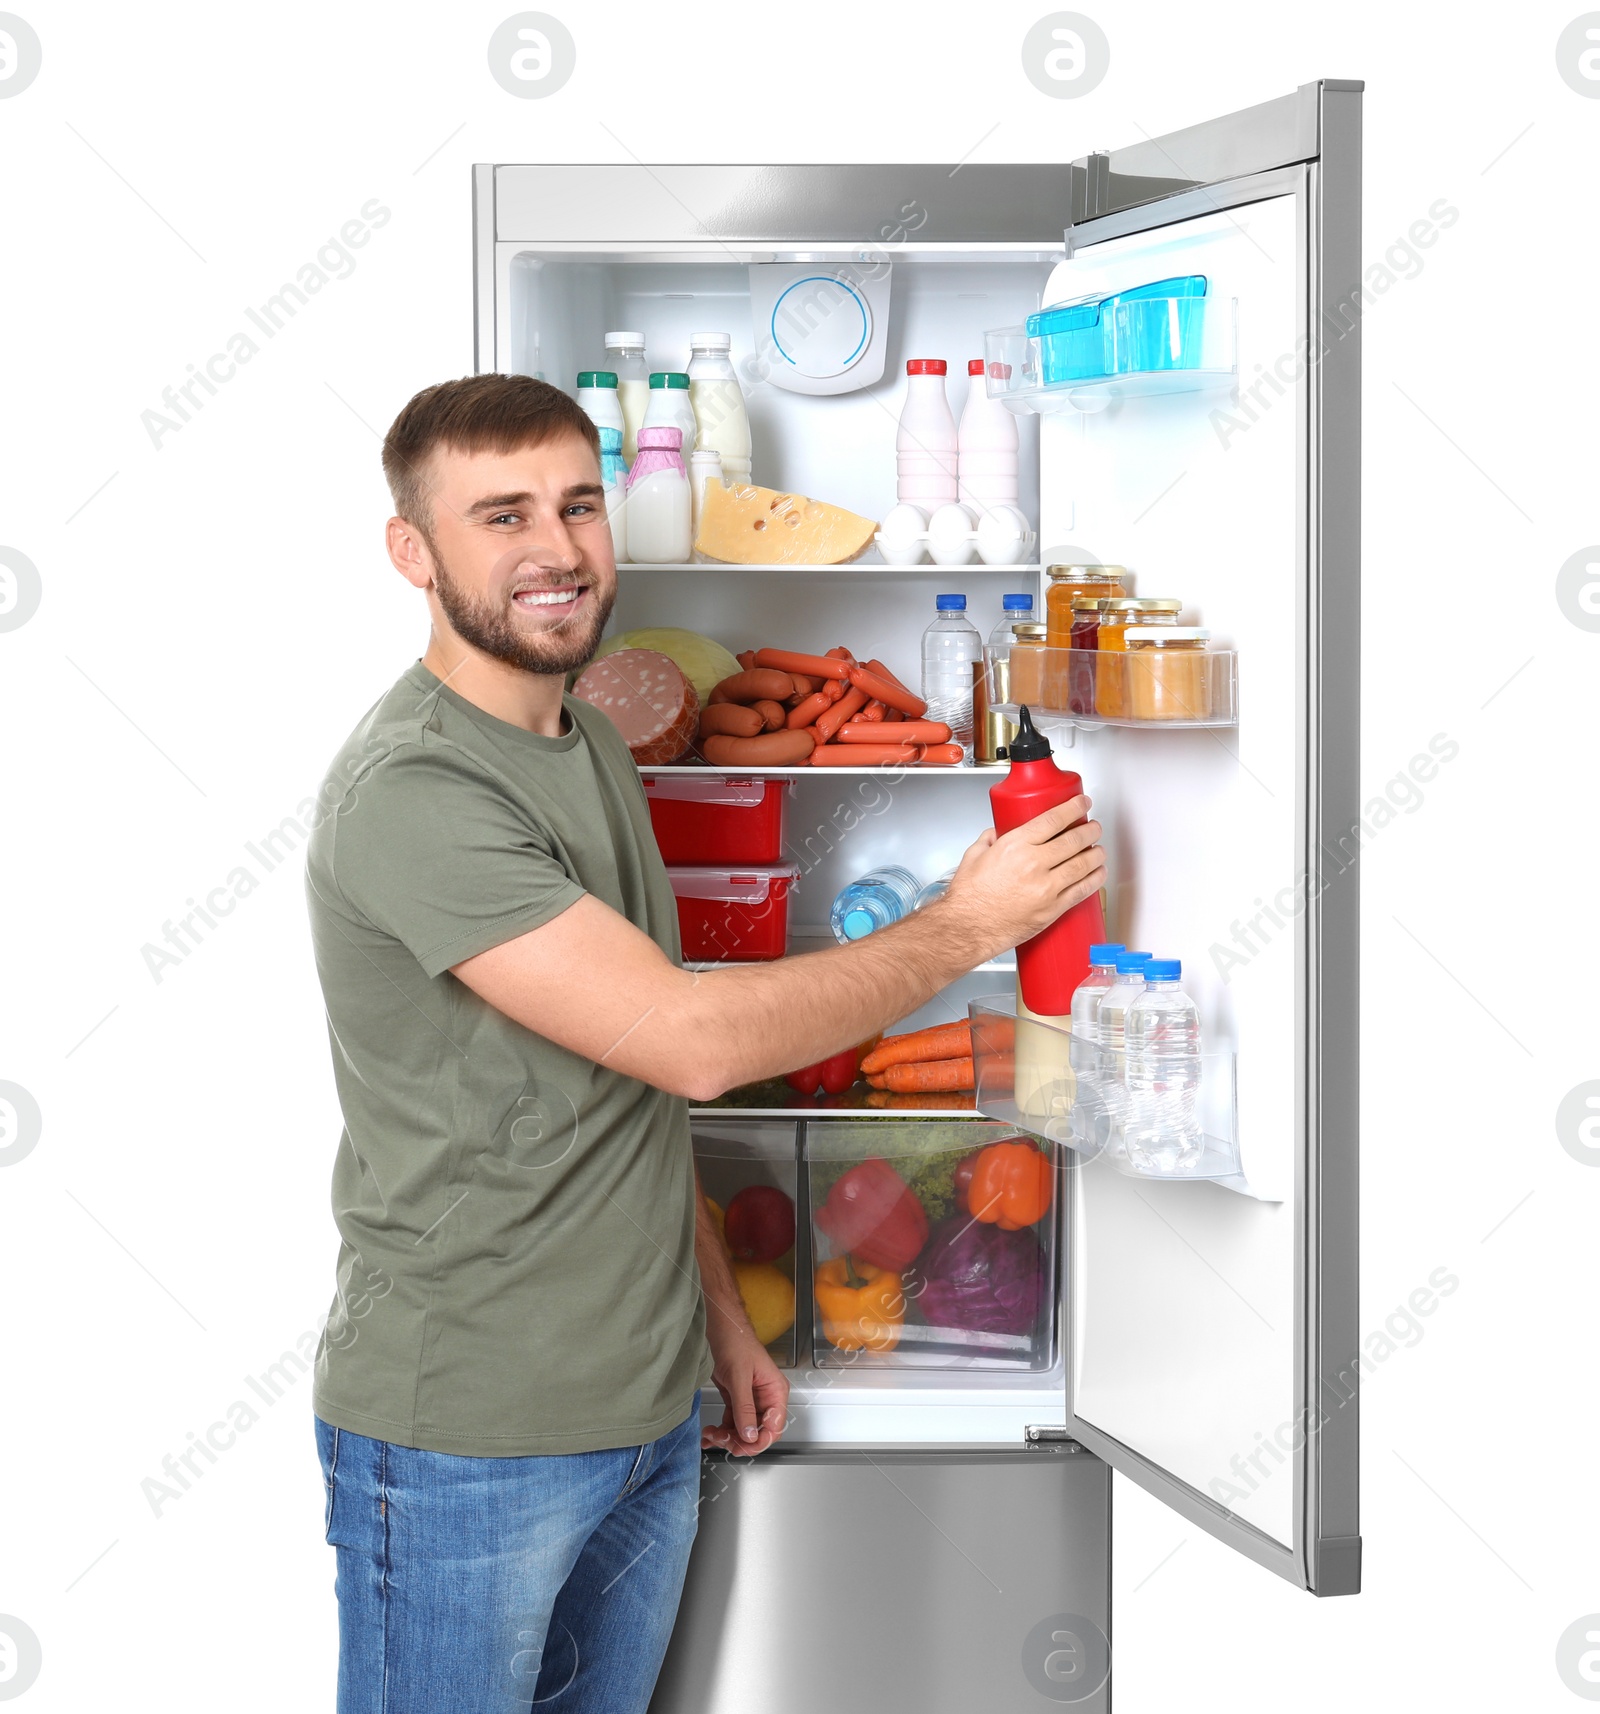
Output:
[687, 332, 753, 486]
[604, 332, 651, 462]
[642, 373, 698, 468]
[597, 424, 629, 564]
[625, 427, 692, 564]
[576, 370, 625, 439]
[896, 359, 958, 508]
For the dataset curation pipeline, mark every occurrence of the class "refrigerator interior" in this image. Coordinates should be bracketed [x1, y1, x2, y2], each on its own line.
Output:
[501, 196, 1303, 1498]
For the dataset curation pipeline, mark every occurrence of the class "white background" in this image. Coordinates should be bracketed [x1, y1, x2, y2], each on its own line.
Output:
[1, 1, 1596, 1709]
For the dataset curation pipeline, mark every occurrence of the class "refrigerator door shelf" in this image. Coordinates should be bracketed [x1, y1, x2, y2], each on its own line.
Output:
[969, 999, 1280, 1202]
[985, 644, 1240, 729]
[985, 297, 1237, 415]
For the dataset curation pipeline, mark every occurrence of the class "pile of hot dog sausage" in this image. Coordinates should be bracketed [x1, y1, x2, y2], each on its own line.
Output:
[694, 646, 962, 768]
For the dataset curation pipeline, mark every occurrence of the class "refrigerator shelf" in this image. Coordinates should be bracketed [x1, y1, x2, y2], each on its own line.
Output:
[618, 561, 1043, 576]
[968, 999, 1280, 1201]
[693, 1077, 981, 1119]
[983, 644, 1239, 729]
[984, 295, 1237, 416]
[641, 763, 1008, 778]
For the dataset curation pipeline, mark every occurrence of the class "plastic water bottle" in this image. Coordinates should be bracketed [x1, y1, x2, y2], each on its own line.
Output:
[1123, 959, 1204, 1174]
[1069, 943, 1125, 1075]
[914, 868, 956, 910]
[921, 594, 983, 761]
[1090, 952, 1153, 1154]
[989, 592, 1035, 650]
[829, 866, 922, 942]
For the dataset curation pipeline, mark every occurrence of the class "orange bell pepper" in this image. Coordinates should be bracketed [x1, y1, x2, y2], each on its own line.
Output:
[967, 1139, 1053, 1231]
[814, 1256, 905, 1352]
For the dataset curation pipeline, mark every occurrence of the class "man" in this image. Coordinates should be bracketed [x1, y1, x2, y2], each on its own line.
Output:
[305, 373, 1105, 1713]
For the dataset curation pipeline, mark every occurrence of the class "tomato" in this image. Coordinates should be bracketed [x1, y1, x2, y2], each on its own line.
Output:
[815, 1048, 860, 1095]
[952, 1150, 983, 1215]
[785, 1063, 825, 1094]
[724, 1185, 796, 1263]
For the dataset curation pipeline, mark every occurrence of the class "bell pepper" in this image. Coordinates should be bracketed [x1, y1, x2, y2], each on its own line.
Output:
[967, 1139, 1054, 1231]
[814, 1256, 905, 1352]
[782, 1035, 879, 1098]
[814, 1156, 929, 1271]
[952, 1149, 983, 1215]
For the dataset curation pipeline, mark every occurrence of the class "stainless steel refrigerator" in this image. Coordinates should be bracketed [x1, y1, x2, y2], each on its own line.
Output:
[473, 77, 1361, 1711]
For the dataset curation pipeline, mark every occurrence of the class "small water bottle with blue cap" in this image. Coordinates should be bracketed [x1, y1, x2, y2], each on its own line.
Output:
[829, 867, 922, 943]
[921, 593, 983, 760]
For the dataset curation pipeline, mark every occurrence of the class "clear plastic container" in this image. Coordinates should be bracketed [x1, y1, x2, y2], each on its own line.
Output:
[807, 1119, 1058, 1371]
[1083, 952, 1153, 1154]
[692, 1120, 802, 1367]
[1123, 959, 1203, 1174]
[667, 863, 799, 961]
[1094, 598, 1182, 719]
[921, 593, 983, 760]
[913, 868, 956, 911]
[830, 866, 921, 942]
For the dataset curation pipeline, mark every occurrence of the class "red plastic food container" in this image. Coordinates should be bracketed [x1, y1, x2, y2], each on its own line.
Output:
[667, 865, 800, 962]
[644, 776, 788, 865]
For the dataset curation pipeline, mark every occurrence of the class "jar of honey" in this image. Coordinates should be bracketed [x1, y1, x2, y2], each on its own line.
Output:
[1125, 627, 1212, 721]
[1044, 565, 1128, 648]
[1094, 597, 1181, 718]
[1007, 620, 1048, 709]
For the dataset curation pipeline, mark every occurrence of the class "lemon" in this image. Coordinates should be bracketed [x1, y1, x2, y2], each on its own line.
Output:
[732, 1261, 795, 1347]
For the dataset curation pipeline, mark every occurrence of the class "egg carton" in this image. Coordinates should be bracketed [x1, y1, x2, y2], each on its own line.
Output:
[874, 501, 1036, 568]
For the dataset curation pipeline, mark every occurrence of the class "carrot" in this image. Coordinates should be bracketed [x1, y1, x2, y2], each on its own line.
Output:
[786, 690, 834, 729]
[753, 648, 853, 680]
[880, 1057, 976, 1093]
[809, 743, 921, 766]
[847, 663, 926, 718]
[865, 1073, 891, 1090]
[867, 1089, 977, 1111]
[836, 719, 951, 745]
[813, 685, 869, 741]
[861, 1023, 973, 1074]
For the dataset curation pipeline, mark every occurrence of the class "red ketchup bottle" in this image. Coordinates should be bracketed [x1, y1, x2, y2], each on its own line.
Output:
[988, 706, 1107, 1016]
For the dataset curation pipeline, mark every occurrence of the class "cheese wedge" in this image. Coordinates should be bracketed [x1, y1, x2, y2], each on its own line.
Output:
[695, 481, 876, 565]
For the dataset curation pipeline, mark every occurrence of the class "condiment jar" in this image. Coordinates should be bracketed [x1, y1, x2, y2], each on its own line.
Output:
[1125, 626, 1212, 721]
[1067, 597, 1115, 715]
[1094, 597, 1182, 718]
[1007, 620, 1048, 708]
[1044, 565, 1128, 648]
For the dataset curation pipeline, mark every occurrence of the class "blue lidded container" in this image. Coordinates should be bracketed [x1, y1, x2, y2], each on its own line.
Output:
[1027, 275, 1208, 383]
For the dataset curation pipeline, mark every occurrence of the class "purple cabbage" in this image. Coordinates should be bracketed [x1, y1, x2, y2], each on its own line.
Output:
[909, 1215, 1045, 1336]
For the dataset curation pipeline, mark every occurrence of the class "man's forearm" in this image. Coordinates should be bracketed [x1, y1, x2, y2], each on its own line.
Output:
[688, 896, 996, 1094]
[694, 1168, 755, 1344]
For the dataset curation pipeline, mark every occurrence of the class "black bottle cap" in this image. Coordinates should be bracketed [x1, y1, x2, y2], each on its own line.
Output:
[1003, 705, 1053, 763]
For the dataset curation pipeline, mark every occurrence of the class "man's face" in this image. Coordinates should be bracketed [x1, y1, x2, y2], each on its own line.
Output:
[408, 433, 617, 677]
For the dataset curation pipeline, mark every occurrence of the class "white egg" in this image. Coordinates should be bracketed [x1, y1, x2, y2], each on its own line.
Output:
[927, 503, 977, 566]
[877, 503, 929, 565]
[975, 504, 1034, 566]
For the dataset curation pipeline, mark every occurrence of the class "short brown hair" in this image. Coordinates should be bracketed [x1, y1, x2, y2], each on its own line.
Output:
[381, 373, 600, 533]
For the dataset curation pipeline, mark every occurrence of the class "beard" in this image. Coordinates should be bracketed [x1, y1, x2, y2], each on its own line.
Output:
[429, 547, 615, 678]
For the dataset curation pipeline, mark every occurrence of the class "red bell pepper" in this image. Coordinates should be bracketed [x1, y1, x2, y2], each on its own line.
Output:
[783, 1046, 863, 1097]
[814, 1156, 929, 1272]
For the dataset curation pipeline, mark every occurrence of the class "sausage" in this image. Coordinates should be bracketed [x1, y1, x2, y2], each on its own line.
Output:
[813, 685, 869, 742]
[858, 700, 887, 722]
[883, 707, 905, 722]
[752, 647, 853, 680]
[916, 743, 965, 765]
[866, 658, 914, 695]
[824, 646, 853, 661]
[749, 698, 788, 731]
[736, 651, 757, 670]
[700, 730, 817, 767]
[836, 718, 951, 745]
[810, 743, 923, 766]
[788, 674, 821, 697]
[785, 690, 834, 729]
[698, 703, 765, 739]
[846, 662, 927, 717]
[821, 676, 847, 703]
[709, 668, 796, 705]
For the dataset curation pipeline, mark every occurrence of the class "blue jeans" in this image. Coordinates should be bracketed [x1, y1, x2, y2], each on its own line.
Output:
[315, 1399, 701, 1713]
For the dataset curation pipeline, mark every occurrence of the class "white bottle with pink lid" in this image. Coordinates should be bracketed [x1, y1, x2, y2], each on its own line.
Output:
[957, 357, 1020, 514]
[896, 358, 958, 507]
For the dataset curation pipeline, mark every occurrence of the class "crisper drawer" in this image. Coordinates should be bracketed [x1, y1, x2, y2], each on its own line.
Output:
[649, 1445, 1110, 1714]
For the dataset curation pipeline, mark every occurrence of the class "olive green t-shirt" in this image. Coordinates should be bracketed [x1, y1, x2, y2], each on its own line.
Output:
[305, 661, 709, 1457]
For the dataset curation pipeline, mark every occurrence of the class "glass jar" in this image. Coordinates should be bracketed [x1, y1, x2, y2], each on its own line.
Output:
[1007, 620, 1048, 708]
[1067, 598, 1114, 715]
[1125, 627, 1212, 721]
[1094, 598, 1182, 718]
[1044, 565, 1128, 649]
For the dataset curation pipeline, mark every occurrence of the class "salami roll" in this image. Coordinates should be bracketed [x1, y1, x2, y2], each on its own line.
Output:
[572, 648, 698, 765]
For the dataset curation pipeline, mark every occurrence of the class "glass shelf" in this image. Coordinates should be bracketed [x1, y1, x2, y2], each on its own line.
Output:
[984, 297, 1236, 416]
[968, 999, 1279, 1201]
[619, 560, 1043, 575]
[693, 1076, 980, 1119]
[983, 645, 1238, 730]
[641, 762, 1007, 778]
